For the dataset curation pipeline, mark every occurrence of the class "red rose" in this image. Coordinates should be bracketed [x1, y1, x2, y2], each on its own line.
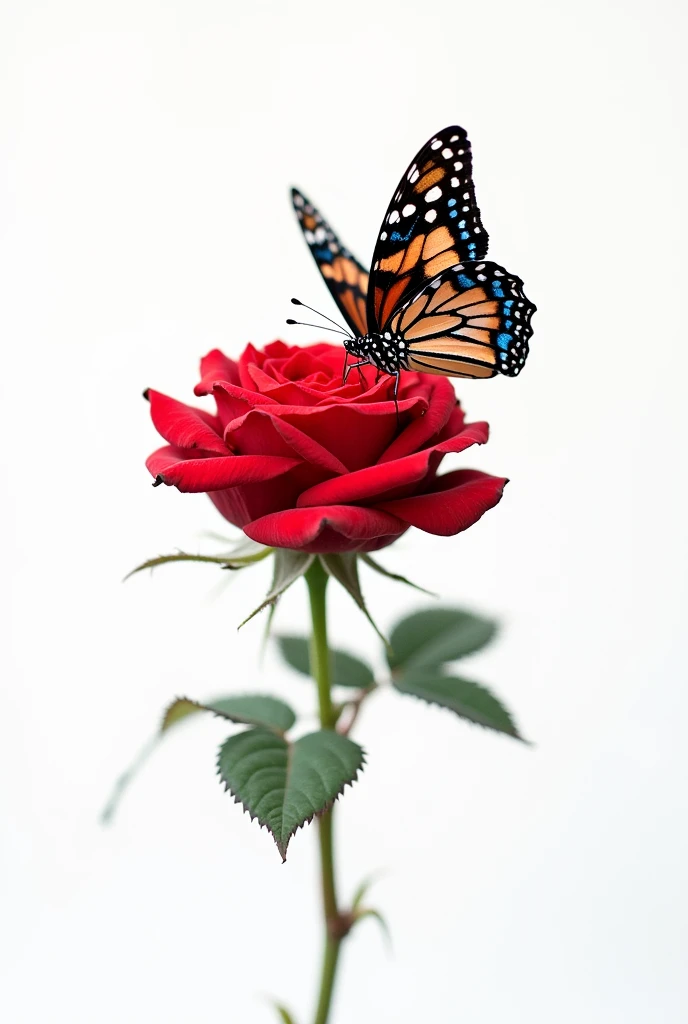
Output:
[146, 341, 507, 554]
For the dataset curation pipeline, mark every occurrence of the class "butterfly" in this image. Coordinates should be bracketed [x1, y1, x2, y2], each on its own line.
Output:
[290, 126, 535, 399]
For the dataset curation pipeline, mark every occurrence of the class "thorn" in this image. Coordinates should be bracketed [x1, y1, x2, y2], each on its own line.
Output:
[152, 475, 164, 487]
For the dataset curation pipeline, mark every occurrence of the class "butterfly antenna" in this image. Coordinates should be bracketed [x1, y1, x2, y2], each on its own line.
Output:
[290, 297, 354, 339]
[286, 318, 350, 337]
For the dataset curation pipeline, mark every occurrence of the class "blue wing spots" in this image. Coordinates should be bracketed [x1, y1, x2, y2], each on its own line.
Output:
[505, 319, 513, 329]
[500, 352, 508, 360]
[447, 198, 456, 207]
[491, 281, 505, 298]
[458, 220, 466, 229]
[313, 246, 333, 262]
[460, 231, 470, 240]
[497, 332, 512, 351]
[457, 274, 476, 289]
[390, 224, 416, 242]
[467, 243, 477, 255]
[449, 210, 457, 218]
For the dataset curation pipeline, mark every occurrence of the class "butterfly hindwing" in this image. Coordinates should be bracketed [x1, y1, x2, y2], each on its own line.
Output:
[389, 261, 535, 379]
[367, 126, 488, 333]
[291, 188, 369, 337]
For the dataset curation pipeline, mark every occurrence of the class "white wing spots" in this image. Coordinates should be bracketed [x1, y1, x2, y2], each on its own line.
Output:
[463, 192, 470, 199]
[408, 164, 420, 183]
[424, 209, 437, 223]
[462, 205, 470, 212]
[384, 332, 392, 340]
[441, 147, 453, 159]
[304, 230, 315, 243]
[293, 193, 304, 208]
[449, 134, 459, 142]
[494, 269, 504, 276]
[430, 139, 442, 150]
[314, 226, 326, 243]
[453, 161, 464, 171]
[380, 231, 388, 241]
[477, 274, 487, 281]
[457, 149, 465, 155]
[402, 203, 416, 217]
[388, 210, 400, 224]
[475, 264, 485, 270]
[450, 177, 459, 187]
[425, 185, 442, 203]
[394, 190, 402, 201]
[475, 226, 482, 233]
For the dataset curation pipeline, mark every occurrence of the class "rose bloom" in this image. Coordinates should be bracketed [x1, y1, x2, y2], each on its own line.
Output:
[146, 341, 507, 554]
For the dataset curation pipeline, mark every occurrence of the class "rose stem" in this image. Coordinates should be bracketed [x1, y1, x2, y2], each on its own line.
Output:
[305, 559, 342, 1024]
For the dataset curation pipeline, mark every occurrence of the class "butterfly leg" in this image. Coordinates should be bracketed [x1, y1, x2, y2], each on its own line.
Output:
[343, 360, 368, 385]
[393, 371, 400, 427]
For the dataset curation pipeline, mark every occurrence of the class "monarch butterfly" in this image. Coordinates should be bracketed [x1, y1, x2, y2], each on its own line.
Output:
[290, 126, 535, 399]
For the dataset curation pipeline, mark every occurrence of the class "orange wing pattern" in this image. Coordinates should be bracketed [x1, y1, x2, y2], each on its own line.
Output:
[391, 262, 534, 378]
[367, 126, 488, 333]
[291, 188, 369, 336]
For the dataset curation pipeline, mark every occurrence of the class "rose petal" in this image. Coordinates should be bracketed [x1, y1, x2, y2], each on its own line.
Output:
[377, 376, 459, 464]
[243, 504, 407, 553]
[224, 408, 348, 475]
[196, 349, 241, 391]
[147, 390, 227, 454]
[296, 422, 489, 507]
[376, 469, 508, 536]
[146, 446, 301, 492]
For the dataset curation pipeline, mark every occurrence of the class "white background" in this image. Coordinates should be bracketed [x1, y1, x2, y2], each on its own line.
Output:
[2, 1, 687, 1021]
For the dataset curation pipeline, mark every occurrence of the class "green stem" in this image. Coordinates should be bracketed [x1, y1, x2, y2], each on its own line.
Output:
[305, 560, 343, 1024]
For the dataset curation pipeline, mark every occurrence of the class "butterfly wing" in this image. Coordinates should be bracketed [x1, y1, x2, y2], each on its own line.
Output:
[291, 188, 369, 337]
[387, 261, 535, 379]
[367, 126, 488, 333]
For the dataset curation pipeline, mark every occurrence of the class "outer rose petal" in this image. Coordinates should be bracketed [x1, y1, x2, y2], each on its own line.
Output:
[376, 470, 508, 536]
[377, 376, 458, 464]
[196, 349, 241, 390]
[296, 422, 489, 508]
[243, 505, 408, 554]
[146, 446, 301, 492]
[147, 390, 227, 453]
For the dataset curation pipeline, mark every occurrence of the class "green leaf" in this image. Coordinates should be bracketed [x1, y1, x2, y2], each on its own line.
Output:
[101, 693, 296, 824]
[240, 549, 315, 626]
[353, 907, 392, 949]
[361, 553, 435, 596]
[319, 553, 388, 647]
[393, 671, 524, 740]
[125, 537, 272, 580]
[217, 728, 365, 860]
[271, 1004, 297, 1024]
[163, 695, 296, 735]
[388, 606, 497, 670]
[276, 635, 375, 689]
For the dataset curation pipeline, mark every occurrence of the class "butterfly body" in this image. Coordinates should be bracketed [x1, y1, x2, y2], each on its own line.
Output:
[292, 126, 535, 389]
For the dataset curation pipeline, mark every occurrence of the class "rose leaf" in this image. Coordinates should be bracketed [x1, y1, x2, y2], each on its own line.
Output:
[217, 728, 365, 860]
[387, 606, 497, 670]
[275, 635, 375, 689]
[393, 671, 525, 740]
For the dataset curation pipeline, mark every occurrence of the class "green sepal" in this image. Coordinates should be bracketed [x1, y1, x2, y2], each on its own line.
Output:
[393, 671, 524, 740]
[125, 537, 271, 580]
[240, 549, 315, 627]
[276, 635, 375, 689]
[388, 606, 497, 671]
[361, 552, 435, 595]
[217, 728, 365, 860]
[319, 553, 388, 647]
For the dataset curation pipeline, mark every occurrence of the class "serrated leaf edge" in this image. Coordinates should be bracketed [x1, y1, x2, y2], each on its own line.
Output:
[216, 732, 366, 861]
[392, 677, 526, 742]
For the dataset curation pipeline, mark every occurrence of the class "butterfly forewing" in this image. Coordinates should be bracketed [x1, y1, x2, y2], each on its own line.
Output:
[392, 261, 535, 379]
[367, 126, 488, 333]
[291, 188, 369, 336]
